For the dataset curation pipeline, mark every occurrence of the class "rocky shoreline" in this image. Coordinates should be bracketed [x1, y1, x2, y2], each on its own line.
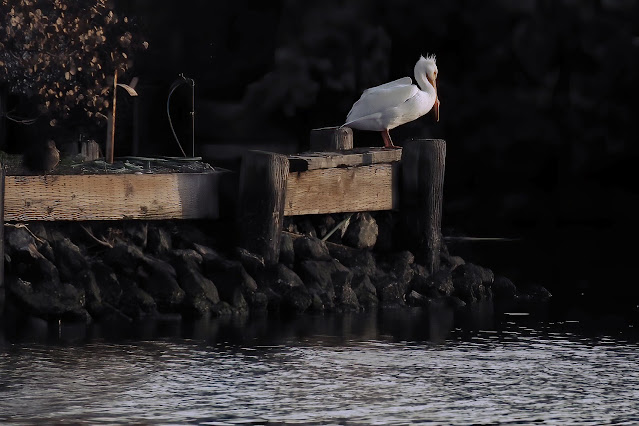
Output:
[1, 212, 551, 323]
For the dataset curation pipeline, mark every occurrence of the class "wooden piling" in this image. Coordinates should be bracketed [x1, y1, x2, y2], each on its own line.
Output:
[0, 161, 4, 290]
[400, 139, 446, 273]
[237, 150, 289, 265]
[310, 126, 353, 151]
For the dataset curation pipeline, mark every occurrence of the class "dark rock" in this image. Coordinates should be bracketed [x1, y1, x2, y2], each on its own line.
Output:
[440, 252, 465, 271]
[412, 269, 454, 298]
[203, 255, 258, 305]
[444, 295, 467, 309]
[271, 264, 305, 294]
[279, 232, 295, 267]
[352, 274, 378, 310]
[54, 237, 89, 282]
[211, 301, 233, 317]
[76, 269, 104, 317]
[171, 249, 204, 266]
[451, 263, 493, 304]
[235, 247, 266, 282]
[281, 286, 312, 314]
[173, 255, 220, 317]
[520, 284, 552, 302]
[406, 290, 430, 307]
[6, 277, 90, 322]
[378, 251, 414, 291]
[103, 242, 146, 276]
[373, 273, 406, 308]
[5, 225, 37, 260]
[327, 242, 376, 277]
[124, 221, 148, 247]
[91, 261, 122, 307]
[283, 218, 298, 234]
[147, 225, 172, 256]
[331, 261, 360, 312]
[296, 260, 336, 310]
[343, 212, 378, 249]
[248, 291, 269, 311]
[193, 243, 227, 267]
[227, 287, 249, 314]
[293, 236, 331, 261]
[118, 276, 158, 319]
[137, 256, 185, 312]
[297, 217, 317, 238]
[492, 275, 518, 300]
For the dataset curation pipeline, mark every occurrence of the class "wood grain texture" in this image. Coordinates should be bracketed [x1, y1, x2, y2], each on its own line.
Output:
[289, 147, 402, 172]
[285, 163, 398, 216]
[4, 172, 220, 221]
[237, 150, 289, 264]
[400, 139, 446, 272]
[309, 126, 353, 151]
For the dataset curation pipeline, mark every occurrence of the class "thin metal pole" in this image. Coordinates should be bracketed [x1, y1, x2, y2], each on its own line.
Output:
[190, 78, 195, 157]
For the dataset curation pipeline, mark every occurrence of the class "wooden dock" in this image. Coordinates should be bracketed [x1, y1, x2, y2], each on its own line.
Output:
[1, 127, 446, 278]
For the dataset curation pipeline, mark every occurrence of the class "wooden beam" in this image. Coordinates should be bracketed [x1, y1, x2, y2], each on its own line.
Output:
[400, 139, 446, 272]
[0, 161, 4, 289]
[237, 150, 289, 265]
[4, 172, 221, 221]
[289, 147, 402, 172]
[285, 163, 398, 216]
[309, 126, 353, 151]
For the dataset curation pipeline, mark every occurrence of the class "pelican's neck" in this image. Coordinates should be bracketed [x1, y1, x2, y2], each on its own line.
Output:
[415, 71, 436, 101]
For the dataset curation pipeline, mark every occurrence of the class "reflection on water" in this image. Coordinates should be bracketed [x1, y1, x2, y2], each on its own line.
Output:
[1, 305, 639, 425]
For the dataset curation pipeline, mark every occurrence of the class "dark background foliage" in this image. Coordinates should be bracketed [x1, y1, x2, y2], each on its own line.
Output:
[4, 0, 639, 300]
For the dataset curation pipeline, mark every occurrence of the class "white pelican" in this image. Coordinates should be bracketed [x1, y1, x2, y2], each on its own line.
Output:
[343, 54, 440, 148]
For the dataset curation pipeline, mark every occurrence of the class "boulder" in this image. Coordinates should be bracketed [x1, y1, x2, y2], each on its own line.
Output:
[411, 268, 454, 298]
[352, 274, 378, 310]
[103, 242, 146, 276]
[6, 277, 90, 322]
[492, 275, 518, 300]
[293, 236, 331, 261]
[123, 221, 148, 248]
[281, 286, 312, 314]
[118, 276, 158, 319]
[54, 237, 89, 282]
[137, 256, 185, 312]
[373, 273, 406, 308]
[235, 247, 266, 283]
[203, 257, 258, 303]
[270, 264, 305, 294]
[147, 225, 172, 256]
[343, 212, 378, 249]
[173, 255, 220, 317]
[451, 263, 493, 304]
[440, 252, 465, 271]
[327, 243, 376, 277]
[279, 232, 295, 267]
[91, 261, 122, 307]
[296, 260, 336, 310]
[76, 269, 104, 317]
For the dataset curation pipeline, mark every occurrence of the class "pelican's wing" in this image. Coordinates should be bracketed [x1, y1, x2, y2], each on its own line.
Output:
[346, 77, 418, 123]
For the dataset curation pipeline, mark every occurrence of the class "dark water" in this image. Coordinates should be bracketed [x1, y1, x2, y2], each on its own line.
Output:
[1, 304, 639, 425]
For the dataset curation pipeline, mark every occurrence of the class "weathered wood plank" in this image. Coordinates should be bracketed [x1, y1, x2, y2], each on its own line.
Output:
[237, 150, 289, 265]
[309, 126, 353, 151]
[285, 163, 398, 216]
[289, 147, 402, 172]
[4, 172, 221, 221]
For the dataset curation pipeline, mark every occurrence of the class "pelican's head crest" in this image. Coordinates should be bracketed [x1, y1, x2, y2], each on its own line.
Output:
[421, 53, 436, 63]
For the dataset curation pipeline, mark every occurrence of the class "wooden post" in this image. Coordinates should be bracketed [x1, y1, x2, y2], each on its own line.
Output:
[0, 161, 4, 291]
[237, 150, 289, 265]
[310, 126, 353, 151]
[400, 139, 446, 273]
[106, 69, 118, 164]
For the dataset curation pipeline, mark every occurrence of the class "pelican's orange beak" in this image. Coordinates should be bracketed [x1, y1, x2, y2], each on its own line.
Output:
[429, 76, 440, 122]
